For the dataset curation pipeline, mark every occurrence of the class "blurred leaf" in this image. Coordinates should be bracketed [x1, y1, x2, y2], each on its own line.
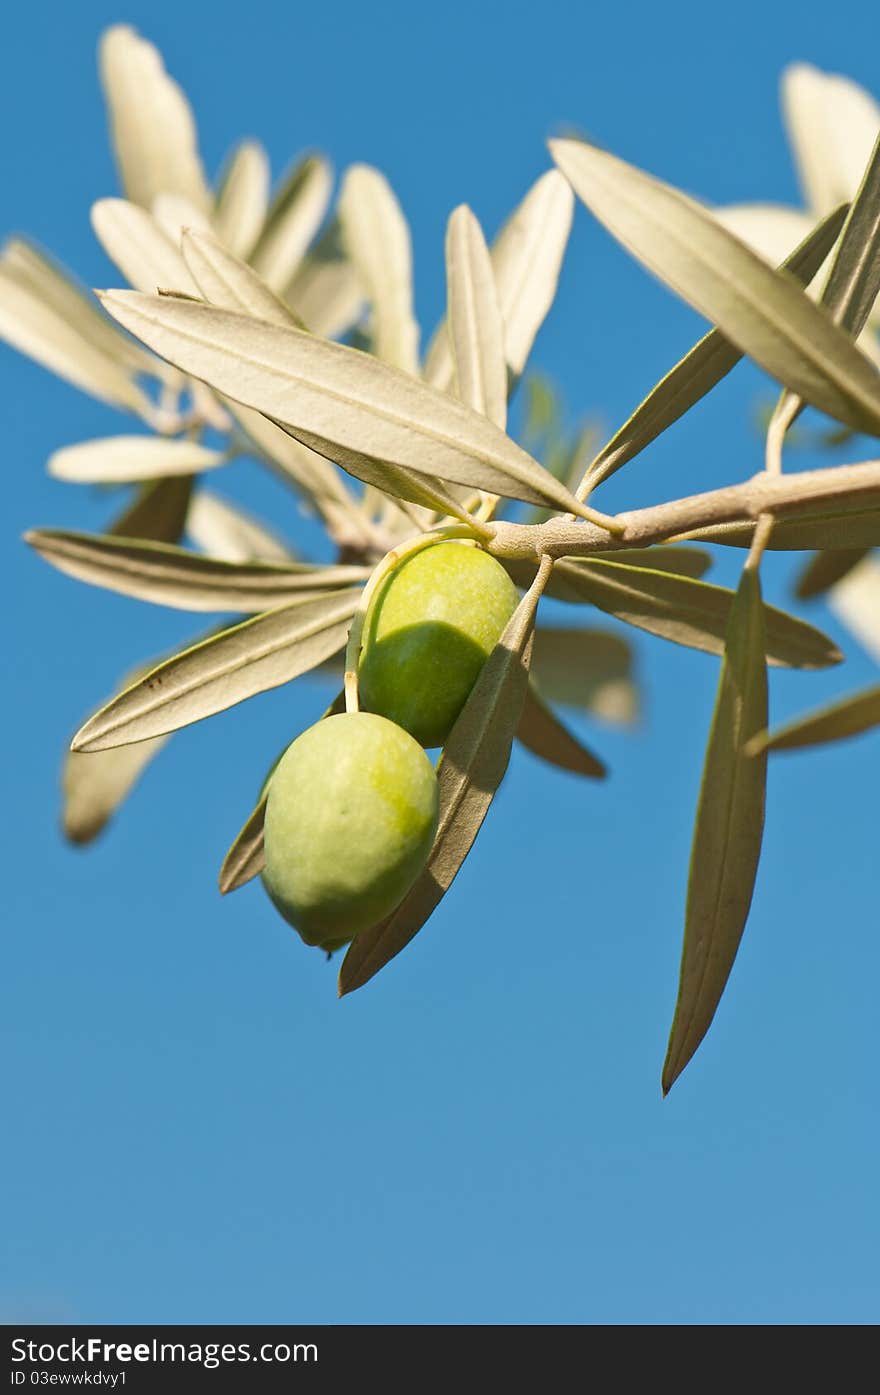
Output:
[186, 490, 290, 563]
[99, 24, 211, 213]
[181, 227, 302, 328]
[72, 589, 361, 750]
[783, 63, 880, 219]
[25, 529, 367, 612]
[794, 545, 872, 599]
[753, 683, 880, 753]
[152, 192, 214, 245]
[48, 435, 225, 484]
[339, 576, 544, 994]
[586, 203, 849, 489]
[99, 292, 599, 516]
[446, 205, 507, 429]
[541, 558, 840, 668]
[1, 237, 159, 375]
[531, 626, 638, 723]
[662, 567, 768, 1094]
[108, 476, 193, 543]
[827, 554, 880, 661]
[229, 401, 359, 514]
[213, 140, 270, 260]
[550, 138, 880, 437]
[0, 268, 150, 413]
[91, 199, 198, 296]
[250, 155, 332, 292]
[284, 215, 365, 340]
[339, 164, 420, 375]
[425, 169, 574, 389]
[516, 682, 607, 777]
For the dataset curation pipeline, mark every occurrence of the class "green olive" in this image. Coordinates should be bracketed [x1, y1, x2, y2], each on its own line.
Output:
[262, 712, 439, 952]
[358, 541, 520, 747]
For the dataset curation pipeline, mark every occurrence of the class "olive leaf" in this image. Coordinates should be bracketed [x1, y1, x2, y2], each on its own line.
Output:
[794, 546, 872, 599]
[48, 435, 226, 485]
[99, 25, 211, 214]
[445, 205, 507, 429]
[339, 164, 420, 375]
[181, 228, 303, 328]
[0, 267, 151, 413]
[186, 491, 291, 563]
[424, 169, 574, 390]
[219, 689, 345, 894]
[229, 402, 361, 516]
[817, 129, 880, 337]
[339, 572, 546, 995]
[91, 199, 199, 297]
[108, 477, 194, 544]
[1, 237, 159, 375]
[550, 138, 880, 437]
[62, 660, 175, 844]
[825, 555, 880, 661]
[545, 558, 840, 669]
[531, 627, 639, 723]
[25, 530, 367, 613]
[212, 141, 271, 260]
[516, 682, 607, 778]
[676, 507, 880, 551]
[662, 566, 768, 1094]
[284, 215, 365, 340]
[98, 292, 601, 517]
[750, 683, 880, 754]
[585, 203, 849, 490]
[153, 193, 214, 246]
[503, 545, 712, 595]
[249, 156, 333, 293]
[218, 792, 269, 894]
[72, 589, 362, 751]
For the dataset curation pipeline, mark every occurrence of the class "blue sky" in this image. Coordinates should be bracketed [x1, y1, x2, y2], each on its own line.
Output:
[2, 0, 878, 1324]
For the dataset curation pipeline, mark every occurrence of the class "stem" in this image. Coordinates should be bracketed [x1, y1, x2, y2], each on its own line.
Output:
[486, 459, 880, 562]
[343, 525, 484, 714]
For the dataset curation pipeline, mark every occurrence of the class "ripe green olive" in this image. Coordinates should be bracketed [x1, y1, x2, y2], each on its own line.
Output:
[262, 711, 439, 952]
[358, 541, 520, 748]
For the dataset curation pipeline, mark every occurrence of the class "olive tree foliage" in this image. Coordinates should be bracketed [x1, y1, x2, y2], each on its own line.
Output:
[6, 27, 880, 1091]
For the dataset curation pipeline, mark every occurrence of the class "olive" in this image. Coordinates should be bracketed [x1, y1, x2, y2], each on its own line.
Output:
[358, 541, 519, 747]
[262, 712, 439, 951]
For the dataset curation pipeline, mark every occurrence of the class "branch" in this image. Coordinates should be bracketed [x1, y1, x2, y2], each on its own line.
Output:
[486, 461, 880, 561]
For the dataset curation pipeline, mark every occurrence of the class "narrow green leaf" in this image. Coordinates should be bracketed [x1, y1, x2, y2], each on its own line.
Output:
[213, 140, 270, 260]
[516, 683, 607, 777]
[794, 546, 872, 599]
[503, 546, 712, 596]
[531, 626, 638, 723]
[551, 138, 880, 437]
[71, 589, 361, 750]
[550, 558, 840, 669]
[99, 292, 600, 517]
[754, 683, 880, 753]
[250, 156, 332, 292]
[445, 205, 507, 428]
[98, 25, 211, 213]
[587, 204, 849, 488]
[48, 435, 225, 484]
[424, 170, 574, 389]
[677, 507, 880, 551]
[662, 567, 768, 1094]
[820, 131, 880, 336]
[218, 792, 268, 894]
[181, 227, 302, 328]
[339, 164, 420, 374]
[339, 577, 544, 994]
[25, 529, 367, 612]
[108, 476, 193, 544]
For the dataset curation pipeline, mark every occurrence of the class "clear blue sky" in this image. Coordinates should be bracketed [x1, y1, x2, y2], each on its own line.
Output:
[3, 0, 878, 1325]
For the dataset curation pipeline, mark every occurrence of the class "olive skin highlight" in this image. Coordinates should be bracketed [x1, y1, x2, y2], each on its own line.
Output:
[262, 711, 439, 951]
[358, 541, 520, 748]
